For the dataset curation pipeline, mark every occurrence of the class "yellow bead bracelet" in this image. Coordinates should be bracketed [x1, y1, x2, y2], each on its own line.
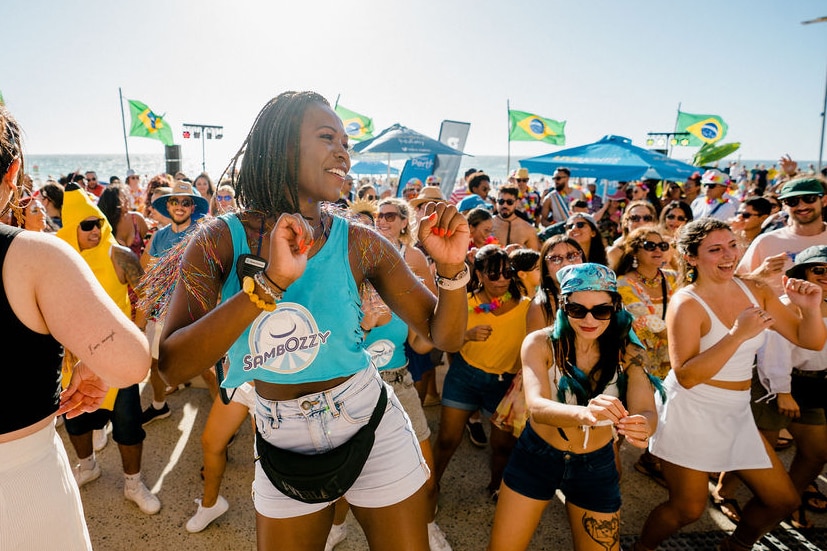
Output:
[242, 276, 277, 312]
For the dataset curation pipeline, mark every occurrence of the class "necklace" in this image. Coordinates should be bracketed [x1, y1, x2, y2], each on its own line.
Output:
[472, 291, 512, 314]
[635, 269, 662, 287]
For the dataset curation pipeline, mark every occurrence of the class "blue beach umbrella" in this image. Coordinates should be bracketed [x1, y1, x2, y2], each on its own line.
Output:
[349, 161, 400, 176]
[519, 135, 698, 181]
[352, 123, 468, 157]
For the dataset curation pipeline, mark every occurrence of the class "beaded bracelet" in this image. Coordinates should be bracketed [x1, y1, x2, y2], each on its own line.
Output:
[242, 276, 277, 312]
[254, 271, 285, 302]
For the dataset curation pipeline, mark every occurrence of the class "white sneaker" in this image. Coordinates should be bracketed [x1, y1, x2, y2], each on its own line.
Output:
[186, 496, 229, 533]
[124, 479, 161, 515]
[93, 428, 108, 452]
[73, 462, 101, 488]
[324, 522, 348, 551]
[428, 521, 452, 551]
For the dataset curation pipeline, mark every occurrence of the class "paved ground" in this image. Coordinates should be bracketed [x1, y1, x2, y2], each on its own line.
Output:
[58, 367, 827, 551]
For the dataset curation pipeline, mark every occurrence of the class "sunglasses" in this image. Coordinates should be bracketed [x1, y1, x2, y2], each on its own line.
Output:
[545, 252, 582, 265]
[168, 198, 194, 208]
[665, 214, 686, 222]
[565, 221, 588, 231]
[515, 178, 529, 183]
[497, 198, 515, 206]
[485, 269, 513, 281]
[563, 301, 615, 320]
[703, 183, 724, 188]
[736, 211, 755, 218]
[783, 194, 822, 208]
[376, 211, 402, 222]
[552, 176, 565, 181]
[216, 194, 234, 202]
[807, 266, 827, 276]
[79, 218, 104, 232]
[641, 240, 670, 252]
[628, 214, 654, 223]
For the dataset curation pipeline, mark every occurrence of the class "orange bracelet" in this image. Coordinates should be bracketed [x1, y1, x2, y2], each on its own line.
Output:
[242, 276, 277, 312]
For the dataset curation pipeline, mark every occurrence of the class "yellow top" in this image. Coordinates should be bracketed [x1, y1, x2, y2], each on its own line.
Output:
[461, 294, 530, 375]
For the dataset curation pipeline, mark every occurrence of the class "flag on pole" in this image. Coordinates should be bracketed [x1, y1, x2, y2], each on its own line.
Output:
[676, 111, 728, 146]
[0, 89, 4, 106]
[335, 105, 374, 141]
[127, 99, 174, 146]
[508, 109, 566, 145]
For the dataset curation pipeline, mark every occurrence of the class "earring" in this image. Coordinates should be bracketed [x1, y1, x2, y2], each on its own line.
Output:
[631, 256, 639, 269]
[687, 265, 698, 283]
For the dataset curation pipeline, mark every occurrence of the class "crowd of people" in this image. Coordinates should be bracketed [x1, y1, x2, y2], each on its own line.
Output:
[3, 92, 827, 551]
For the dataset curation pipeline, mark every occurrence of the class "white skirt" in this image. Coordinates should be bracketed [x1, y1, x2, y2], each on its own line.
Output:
[649, 371, 771, 472]
[0, 421, 92, 550]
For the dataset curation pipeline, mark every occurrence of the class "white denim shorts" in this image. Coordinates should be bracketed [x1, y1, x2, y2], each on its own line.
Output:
[253, 367, 429, 518]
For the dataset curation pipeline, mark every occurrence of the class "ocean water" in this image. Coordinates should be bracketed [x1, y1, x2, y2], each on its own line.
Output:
[24, 153, 810, 190]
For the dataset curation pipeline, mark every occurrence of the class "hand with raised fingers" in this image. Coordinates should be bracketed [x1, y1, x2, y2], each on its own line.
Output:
[783, 275, 824, 311]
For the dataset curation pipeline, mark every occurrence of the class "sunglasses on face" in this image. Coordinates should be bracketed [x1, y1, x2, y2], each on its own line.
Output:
[565, 221, 588, 231]
[552, 176, 565, 181]
[665, 214, 686, 222]
[628, 214, 654, 223]
[79, 218, 104, 232]
[216, 194, 234, 202]
[703, 183, 723, 188]
[641, 240, 670, 252]
[168, 198, 193, 208]
[736, 211, 755, 219]
[497, 198, 515, 206]
[563, 301, 615, 320]
[515, 178, 529, 183]
[485, 269, 513, 281]
[783, 194, 822, 208]
[545, 252, 582, 265]
[807, 266, 827, 276]
[376, 211, 402, 222]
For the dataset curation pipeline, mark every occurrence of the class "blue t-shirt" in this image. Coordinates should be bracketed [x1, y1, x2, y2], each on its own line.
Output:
[220, 213, 371, 387]
[364, 312, 408, 372]
[149, 222, 197, 258]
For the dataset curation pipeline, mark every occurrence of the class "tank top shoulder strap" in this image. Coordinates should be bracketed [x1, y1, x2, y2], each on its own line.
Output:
[678, 287, 717, 321]
[732, 277, 759, 306]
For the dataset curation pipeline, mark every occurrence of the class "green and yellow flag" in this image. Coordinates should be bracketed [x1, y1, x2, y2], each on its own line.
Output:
[508, 109, 565, 145]
[335, 104, 374, 141]
[676, 111, 728, 146]
[128, 99, 174, 146]
[0, 89, 5, 106]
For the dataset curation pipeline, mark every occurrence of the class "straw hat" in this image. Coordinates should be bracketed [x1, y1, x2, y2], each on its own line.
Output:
[409, 186, 448, 208]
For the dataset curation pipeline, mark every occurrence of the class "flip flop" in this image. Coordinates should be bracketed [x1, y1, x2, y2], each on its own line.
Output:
[804, 485, 827, 513]
[774, 435, 794, 451]
[710, 495, 742, 524]
[788, 506, 813, 530]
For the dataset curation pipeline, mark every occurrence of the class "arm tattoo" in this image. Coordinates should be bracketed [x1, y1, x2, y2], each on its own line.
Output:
[582, 513, 620, 550]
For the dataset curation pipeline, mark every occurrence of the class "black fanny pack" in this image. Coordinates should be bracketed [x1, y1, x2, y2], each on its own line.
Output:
[255, 384, 387, 504]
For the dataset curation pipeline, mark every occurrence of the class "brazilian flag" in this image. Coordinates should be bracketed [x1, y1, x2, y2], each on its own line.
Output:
[676, 111, 728, 146]
[508, 109, 565, 145]
[128, 99, 174, 146]
[335, 104, 374, 142]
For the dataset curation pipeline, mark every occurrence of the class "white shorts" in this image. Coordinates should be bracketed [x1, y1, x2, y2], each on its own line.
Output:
[145, 319, 164, 360]
[230, 382, 256, 416]
[0, 422, 92, 550]
[252, 367, 429, 518]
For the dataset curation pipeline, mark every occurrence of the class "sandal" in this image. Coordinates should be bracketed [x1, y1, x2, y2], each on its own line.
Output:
[774, 430, 794, 451]
[710, 495, 742, 524]
[804, 484, 827, 513]
[788, 506, 813, 529]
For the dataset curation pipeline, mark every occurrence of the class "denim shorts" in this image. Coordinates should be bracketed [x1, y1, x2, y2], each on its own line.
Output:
[253, 367, 429, 518]
[63, 384, 145, 446]
[503, 422, 621, 513]
[441, 353, 515, 415]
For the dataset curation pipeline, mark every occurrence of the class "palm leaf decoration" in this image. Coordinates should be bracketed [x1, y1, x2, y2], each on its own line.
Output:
[693, 141, 741, 166]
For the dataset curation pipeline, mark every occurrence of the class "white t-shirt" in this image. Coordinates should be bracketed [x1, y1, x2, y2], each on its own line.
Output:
[691, 196, 739, 221]
[737, 225, 827, 296]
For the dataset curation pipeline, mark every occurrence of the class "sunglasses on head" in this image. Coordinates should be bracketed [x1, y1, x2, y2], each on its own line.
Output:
[79, 218, 104, 232]
[783, 194, 822, 208]
[563, 301, 615, 320]
[376, 211, 402, 222]
[565, 221, 588, 231]
[665, 213, 686, 221]
[628, 214, 654, 223]
[485, 268, 513, 281]
[497, 198, 515, 206]
[216, 194, 234, 202]
[641, 240, 670, 252]
[168, 197, 194, 208]
[807, 266, 827, 276]
[545, 252, 582, 265]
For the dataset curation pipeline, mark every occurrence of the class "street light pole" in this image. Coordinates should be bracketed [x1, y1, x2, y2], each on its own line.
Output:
[802, 17, 827, 171]
[182, 123, 224, 174]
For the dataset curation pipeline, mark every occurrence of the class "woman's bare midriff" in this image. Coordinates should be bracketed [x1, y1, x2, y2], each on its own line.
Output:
[703, 379, 751, 391]
[0, 415, 54, 444]
[531, 420, 614, 454]
[255, 376, 352, 401]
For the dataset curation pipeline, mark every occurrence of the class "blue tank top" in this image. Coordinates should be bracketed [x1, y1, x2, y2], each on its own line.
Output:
[220, 213, 371, 387]
[365, 312, 409, 372]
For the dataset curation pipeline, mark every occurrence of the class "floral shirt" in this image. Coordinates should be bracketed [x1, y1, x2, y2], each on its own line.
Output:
[616, 270, 678, 379]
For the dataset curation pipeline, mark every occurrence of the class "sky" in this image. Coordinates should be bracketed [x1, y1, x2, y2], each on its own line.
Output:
[4, 0, 827, 175]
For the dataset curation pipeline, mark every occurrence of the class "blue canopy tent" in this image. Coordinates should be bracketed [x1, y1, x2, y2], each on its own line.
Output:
[349, 161, 399, 176]
[519, 135, 698, 181]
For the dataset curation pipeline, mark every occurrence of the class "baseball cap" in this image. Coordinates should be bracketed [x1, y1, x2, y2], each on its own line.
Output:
[776, 178, 826, 201]
[785, 245, 827, 279]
